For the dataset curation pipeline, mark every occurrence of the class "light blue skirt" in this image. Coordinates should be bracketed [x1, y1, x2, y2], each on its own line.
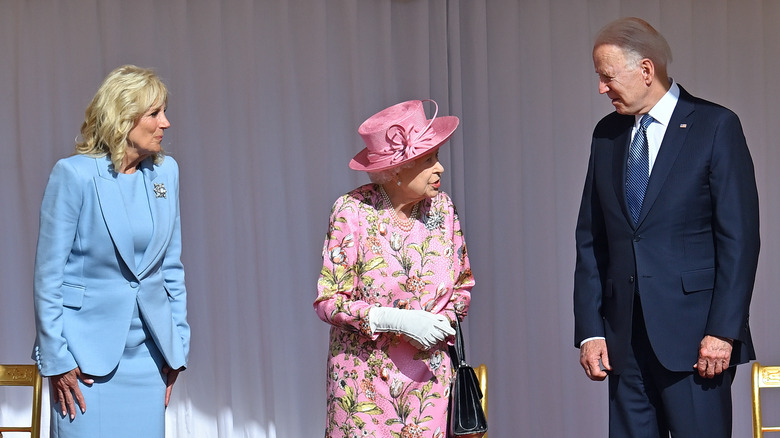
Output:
[51, 304, 167, 437]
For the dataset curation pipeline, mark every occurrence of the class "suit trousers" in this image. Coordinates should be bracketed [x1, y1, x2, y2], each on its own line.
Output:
[608, 295, 735, 438]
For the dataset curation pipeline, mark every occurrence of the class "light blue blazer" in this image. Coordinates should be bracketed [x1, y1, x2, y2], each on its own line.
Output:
[32, 154, 190, 377]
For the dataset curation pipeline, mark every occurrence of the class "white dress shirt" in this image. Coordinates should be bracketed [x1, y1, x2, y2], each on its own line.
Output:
[638, 80, 680, 174]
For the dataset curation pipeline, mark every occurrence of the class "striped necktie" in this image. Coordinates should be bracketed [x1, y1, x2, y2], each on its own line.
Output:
[626, 114, 654, 224]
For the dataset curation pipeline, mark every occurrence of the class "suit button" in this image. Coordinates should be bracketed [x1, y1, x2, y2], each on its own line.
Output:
[633, 235, 641, 242]
[629, 275, 635, 283]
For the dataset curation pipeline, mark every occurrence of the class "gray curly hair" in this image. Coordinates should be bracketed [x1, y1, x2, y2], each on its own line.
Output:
[366, 160, 416, 184]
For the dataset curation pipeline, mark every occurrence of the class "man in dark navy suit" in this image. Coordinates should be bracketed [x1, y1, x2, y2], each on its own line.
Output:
[574, 17, 760, 437]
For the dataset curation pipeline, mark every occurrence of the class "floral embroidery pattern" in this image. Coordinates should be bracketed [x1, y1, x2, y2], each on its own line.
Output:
[315, 184, 474, 437]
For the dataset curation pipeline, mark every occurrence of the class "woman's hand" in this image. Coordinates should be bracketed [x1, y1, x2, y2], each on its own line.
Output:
[162, 366, 182, 407]
[369, 307, 455, 349]
[50, 367, 94, 419]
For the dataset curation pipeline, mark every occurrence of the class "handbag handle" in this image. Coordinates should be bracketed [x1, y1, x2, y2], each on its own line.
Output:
[452, 318, 468, 367]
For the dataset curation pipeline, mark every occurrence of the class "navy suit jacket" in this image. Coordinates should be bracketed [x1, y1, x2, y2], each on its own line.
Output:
[574, 86, 759, 373]
[32, 154, 190, 377]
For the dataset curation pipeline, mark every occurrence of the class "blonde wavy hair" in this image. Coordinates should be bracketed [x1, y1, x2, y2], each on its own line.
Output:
[75, 65, 168, 171]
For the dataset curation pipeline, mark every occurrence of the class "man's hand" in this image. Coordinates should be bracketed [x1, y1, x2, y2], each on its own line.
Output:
[694, 335, 733, 378]
[50, 367, 94, 420]
[580, 338, 612, 381]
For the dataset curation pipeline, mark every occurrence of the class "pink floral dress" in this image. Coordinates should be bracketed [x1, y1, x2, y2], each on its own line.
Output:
[315, 184, 474, 438]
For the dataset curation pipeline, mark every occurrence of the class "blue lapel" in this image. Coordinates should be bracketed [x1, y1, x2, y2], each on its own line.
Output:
[137, 160, 173, 277]
[610, 117, 634, 226]
[635, 92, 695, 226]
[94, 157, 138, 277]
[92, 156, 173, 279]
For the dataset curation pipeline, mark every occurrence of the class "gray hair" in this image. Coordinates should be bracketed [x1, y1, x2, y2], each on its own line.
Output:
[366, 161, 416, 185]
[594, 17, 672, 71]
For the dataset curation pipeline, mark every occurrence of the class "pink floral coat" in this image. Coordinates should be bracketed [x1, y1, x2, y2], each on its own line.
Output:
[315, 184, 474, 438]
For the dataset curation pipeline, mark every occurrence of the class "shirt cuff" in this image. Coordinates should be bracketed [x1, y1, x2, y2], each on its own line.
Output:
[579, 336, 605, 348]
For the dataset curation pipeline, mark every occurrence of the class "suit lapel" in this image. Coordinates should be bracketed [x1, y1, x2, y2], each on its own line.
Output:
[610, 117, 634, 226]
[94, 157, 138, 277]
[137, 160, 172, 277]
[93, 157, 173, 279]
[636, 92, 695, 225]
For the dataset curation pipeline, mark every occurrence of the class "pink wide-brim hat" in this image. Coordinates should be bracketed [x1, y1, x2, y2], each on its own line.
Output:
[349, 99, 459, 172]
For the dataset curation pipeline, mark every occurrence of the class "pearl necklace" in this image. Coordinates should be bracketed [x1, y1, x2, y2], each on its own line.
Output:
[379, 185, 419, 232]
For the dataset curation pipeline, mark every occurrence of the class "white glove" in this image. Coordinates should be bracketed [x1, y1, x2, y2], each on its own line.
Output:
[368, 307, 455, 350]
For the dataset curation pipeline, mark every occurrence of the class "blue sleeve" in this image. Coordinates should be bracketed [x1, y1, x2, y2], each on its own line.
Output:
[32, 159, 82, 376]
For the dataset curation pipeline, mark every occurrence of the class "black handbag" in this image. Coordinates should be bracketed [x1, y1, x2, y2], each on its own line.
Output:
[448, 318, 488, 438]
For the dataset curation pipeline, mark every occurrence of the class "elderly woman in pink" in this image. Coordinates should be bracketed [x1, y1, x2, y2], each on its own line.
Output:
[314, 100, 475, 438]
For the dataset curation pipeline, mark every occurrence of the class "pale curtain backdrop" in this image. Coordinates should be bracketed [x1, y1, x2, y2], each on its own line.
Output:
[1, 0, 778, 436]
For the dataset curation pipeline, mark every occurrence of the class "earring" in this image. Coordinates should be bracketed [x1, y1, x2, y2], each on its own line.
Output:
[396, 180, 402, 186]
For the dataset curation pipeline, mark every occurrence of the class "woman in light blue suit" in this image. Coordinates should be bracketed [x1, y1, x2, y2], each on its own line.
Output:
[32, 65, 190, 437]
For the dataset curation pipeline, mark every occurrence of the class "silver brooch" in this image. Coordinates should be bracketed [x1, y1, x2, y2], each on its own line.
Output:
[153, 183, 167, 199]
[423, 212, 445, 231]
